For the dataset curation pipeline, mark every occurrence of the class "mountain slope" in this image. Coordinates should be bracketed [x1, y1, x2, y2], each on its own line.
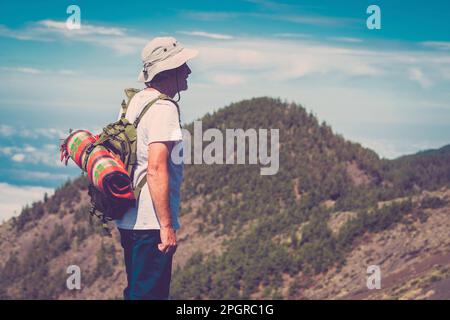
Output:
[0, 97, 449, 300]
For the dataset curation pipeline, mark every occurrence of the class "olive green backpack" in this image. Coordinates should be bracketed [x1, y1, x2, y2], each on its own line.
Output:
[86, 88, 181, 229]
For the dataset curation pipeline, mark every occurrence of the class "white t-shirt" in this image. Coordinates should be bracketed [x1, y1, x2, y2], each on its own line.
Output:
[115, 89, 184, 230]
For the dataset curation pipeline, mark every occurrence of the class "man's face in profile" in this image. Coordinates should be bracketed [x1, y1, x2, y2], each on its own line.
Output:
[177, 63, 192, 91]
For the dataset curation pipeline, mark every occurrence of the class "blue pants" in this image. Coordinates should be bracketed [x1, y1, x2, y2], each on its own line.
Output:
[118, 229, 174, 300]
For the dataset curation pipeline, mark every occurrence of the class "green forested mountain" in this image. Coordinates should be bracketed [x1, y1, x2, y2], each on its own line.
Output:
[382, 144, 450, 192]
[0, 97, 449, 300]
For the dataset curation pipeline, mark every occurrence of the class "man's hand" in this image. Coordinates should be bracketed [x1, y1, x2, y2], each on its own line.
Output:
[158, 225, 177, 254]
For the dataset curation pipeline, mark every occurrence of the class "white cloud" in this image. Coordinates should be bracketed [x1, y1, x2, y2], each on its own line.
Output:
[0, 124, 14, 137]
[0, 143, 62, 167]
[244, 0, 298, 11]
[0, 20, 147, 55]
[2, 147, 13, 156]
[181, 9, 360, 27]
[274, 33, 311, 39]
[178, 30, 234, 40]
[182, 11, 240, 21]
[68, 31, 147, 55]
[408, 67, 433, 88]
[192, 38, 389, 80]
[268, 14, 359, 27]
[0, 24, 51, 41]
[1, 66, 78, 76]
[0, 183, 54, 223]
[0, 125, 67, 139]
[32, 128, 67, 139]
[195, 45, 268, 71]
[11, 153, 25, 162]
[330, 37, 363, 43]
[422, 41, 450, 50]
[58, 69, 78, 75]
[23, 145, 36, 152]
[38, 19, 126, 36]
[4, 67, 43, 74]
[15, 170, 70, 180]
[185, 36, 450, 89]
[441, 68, 450, 80]
[211, 73, 247, 86]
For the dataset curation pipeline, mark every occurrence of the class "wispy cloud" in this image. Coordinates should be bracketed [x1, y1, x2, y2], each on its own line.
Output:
[2, 67, 43, 74]
[181, 10, 240, 21]
[13, 170, 70, 181]
[408, 67, 433, 88]
[0, 20, 127, 39]
[330, 37, 363, 43]
[0, 20, 147, 55]
[192, 38, 387, 80]
[267, 13, 360, 27]
[11, 153, 25, 162]
[422, 41, 450, 50]
[274, 33, 311, 38]
[181, 10, 360, 27]
[0, 143, 61, 167]
[244, 0, 359, 26]
[1, 66, 78, 76]
[0, 124, 15, 137]
[36, 19, 147, 55]
[0, 126, 73, 168]
[211, 73, 247, 86]
[0, 125, 67, 139]
[3, 20, 449, 103]
[38, 19, 126, 36]
[189, 36, 450, 85]
[178, 30, 234, 40]
[0, 24, 52, 41]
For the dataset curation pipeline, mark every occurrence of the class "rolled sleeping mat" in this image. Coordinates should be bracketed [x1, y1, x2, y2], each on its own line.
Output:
[63, 129, 135, 201]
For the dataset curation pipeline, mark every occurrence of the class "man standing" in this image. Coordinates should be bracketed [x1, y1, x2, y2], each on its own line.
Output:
[116, 37, 197, 300]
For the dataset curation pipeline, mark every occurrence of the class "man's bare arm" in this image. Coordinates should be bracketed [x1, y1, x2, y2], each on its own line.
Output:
[147, 141, 177, 253]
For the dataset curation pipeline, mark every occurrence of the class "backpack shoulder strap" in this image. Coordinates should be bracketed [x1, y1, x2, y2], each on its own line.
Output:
[131, 94, 164, 204]
[134, 174, 147, 204]
[160, 96, 182, 128]
[133, 93, 166, 127]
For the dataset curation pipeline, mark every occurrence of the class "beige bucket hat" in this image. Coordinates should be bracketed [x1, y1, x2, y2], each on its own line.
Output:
[138, 36, 198, 82]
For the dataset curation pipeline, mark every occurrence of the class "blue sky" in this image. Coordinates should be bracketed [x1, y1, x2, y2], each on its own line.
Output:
[1, 0, 450, 221]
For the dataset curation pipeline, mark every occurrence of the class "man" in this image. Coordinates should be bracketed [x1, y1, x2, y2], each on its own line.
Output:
[115, 37, 197, 300]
